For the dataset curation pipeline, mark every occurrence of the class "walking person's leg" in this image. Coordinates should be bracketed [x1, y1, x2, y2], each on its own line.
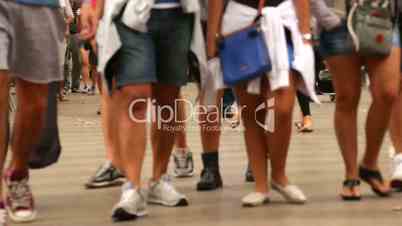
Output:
[234, 84, 270, 206]
[85, 82, 125, 189]
[80, 48, 91, 93]
[151, 85, 182, 180]
[361, 47, 400, 195]
[390, 85, 402, 189]
[109, 6, 193, 221]
[196, 90, 224, 191]
[147, 9, 193, 207]
[0, 73, 10, 225]
[267, 74, 307, 204]
[1, 2, 65, 223]
[172, 94, 194, 178]
[326, 54, 363, 199]
[295, 91, 313, 132]
[70, 34, 81, 92]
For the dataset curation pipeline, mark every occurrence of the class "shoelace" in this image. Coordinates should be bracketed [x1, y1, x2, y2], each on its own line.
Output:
[8, 179, 32, 210]
[160, 179, 179, 196]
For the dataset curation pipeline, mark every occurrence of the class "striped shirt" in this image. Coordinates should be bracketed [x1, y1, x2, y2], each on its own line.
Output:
[153, 0, 181, 9]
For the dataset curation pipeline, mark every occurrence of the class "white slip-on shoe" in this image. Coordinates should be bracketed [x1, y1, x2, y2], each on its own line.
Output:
[241, 192, 270, 207]
[148, 175, 189, 207]
[112, 182, 148, 222]
[271, 181, 307, 204]
[391, 154, 402, 190]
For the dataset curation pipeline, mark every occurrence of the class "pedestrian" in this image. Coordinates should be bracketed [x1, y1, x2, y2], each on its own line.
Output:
[313, 0, 400, 200]
[207, 0, 317, 206]
[0, 0, 65, 223]
[81, 0, 205, 221]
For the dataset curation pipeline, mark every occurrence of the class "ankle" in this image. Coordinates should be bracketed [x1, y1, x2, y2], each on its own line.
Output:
[254, 186, 269, 194]
[8, 169, 29, 180]
[360, 161, 379, 171]
[345, 170, 359, 180]
[271, 174, 289, 186]
[202, 152, 219, 170]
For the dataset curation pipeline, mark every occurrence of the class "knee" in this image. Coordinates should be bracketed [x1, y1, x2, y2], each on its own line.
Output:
[273, 101, 293, 122]
[23, 96, 48, 117]
[372, 89, 399, 106]
[121, 88, 151, 119]
[336, 94, 360, 113]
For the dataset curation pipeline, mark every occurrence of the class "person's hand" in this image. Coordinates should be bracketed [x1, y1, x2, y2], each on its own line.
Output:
[207, 34, 220, 60]
[80, 4, 98, 40]
[66, 16, 73, 25]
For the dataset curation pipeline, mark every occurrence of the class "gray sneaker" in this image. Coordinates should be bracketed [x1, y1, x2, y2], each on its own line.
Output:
[85, 161, 125, 189]
[173, 151, 194, 178]
[148, 176, 188, 207]
[112, 183, 148, 222]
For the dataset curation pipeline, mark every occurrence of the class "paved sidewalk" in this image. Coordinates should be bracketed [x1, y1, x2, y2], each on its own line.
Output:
[23, 85, 402, 226]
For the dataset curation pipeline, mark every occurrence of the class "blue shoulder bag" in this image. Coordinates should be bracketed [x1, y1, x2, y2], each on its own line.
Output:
[218, 0, 272, 86]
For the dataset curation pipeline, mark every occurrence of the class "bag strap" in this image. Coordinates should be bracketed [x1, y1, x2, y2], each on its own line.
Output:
[258, 0, 267, 16]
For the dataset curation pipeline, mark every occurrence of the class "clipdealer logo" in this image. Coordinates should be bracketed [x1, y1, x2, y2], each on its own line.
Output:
[127, 97, 274, 132]
[255, 97, 275, 132]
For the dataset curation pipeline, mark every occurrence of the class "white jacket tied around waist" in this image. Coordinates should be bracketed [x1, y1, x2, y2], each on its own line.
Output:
[206, 0, 319, 104]
[96, 0, 208, 92]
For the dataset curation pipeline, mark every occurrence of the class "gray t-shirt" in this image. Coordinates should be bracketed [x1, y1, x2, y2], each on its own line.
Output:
[310, 0, 342, 31]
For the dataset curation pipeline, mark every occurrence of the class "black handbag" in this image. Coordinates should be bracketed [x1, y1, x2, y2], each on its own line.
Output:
[29, 82, 62, 169]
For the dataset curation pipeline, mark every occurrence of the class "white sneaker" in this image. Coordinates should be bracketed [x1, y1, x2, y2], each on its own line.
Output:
[148, 176, 188, 207]
[271, 181, 307, 204]
[112, 182, 148, 222]
[173, 151, 194, 178]
[391, 154, 402, 189]
[242, 192, 270, 207]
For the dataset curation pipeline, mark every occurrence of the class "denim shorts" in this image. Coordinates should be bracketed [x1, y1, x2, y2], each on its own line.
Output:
[107, 8, 194, 90]
[319, 21, 400, 59]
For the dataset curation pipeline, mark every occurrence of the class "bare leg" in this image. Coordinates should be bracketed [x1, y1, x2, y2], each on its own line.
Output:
[199, 90, 224, 153]
[113, 84, 151, 187]
[234, 85, 269, 193]
[0, 72, 10, 200]
[80, 49, 91, 89]
[362, 48, 400, 192]
[175, 93, 188, 152]
[268, 73, 297, 187]
[327, 54, 362, 197]
[10, 79, 49, 172]
[390, 74, 402, 188]
[196, 90, 224, 191]
[100, 83, 122, 170]
[390, 80, 402, 155]
[152, 85, 180, 180]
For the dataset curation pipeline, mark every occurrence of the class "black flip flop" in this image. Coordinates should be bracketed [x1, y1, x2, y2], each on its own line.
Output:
[341, 179, 361, 201]
[359, 166, 391, 197]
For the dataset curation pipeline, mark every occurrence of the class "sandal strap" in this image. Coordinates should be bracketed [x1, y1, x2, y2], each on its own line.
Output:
[343, 179, 361, 188]
[359, 166, 384, 183]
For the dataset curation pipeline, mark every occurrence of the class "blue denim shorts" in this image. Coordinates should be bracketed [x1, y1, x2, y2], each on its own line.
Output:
[106, 8, 194, 90]
[319, 21, 400, 59]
